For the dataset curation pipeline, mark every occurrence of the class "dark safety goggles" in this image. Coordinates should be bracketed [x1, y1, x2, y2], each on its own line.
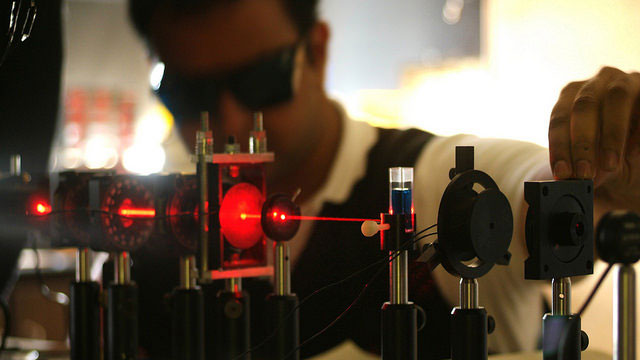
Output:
[153, 43, 303, 120]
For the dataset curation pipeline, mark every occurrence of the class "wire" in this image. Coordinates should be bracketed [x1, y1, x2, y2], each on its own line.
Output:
[281, 231, 438, 360]
[232, 225, 437, 360]
[0, 298, 10, 352]
[558, 263, 614, 359]
[31, 244, 70, 306]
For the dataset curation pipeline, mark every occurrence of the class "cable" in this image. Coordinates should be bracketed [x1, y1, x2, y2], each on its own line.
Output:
[281, 231, 438, 360]
[558, 263, 614, 360]
[0, 298, 10, 352]
[31, 244, 70, 306]
[232, 225, 437, 360]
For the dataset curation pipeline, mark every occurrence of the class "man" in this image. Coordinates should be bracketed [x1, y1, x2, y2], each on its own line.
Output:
[128, 0, 640, 358]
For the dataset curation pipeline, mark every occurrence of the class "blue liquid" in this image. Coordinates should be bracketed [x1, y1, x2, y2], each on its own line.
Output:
[391, 189, 412, 215]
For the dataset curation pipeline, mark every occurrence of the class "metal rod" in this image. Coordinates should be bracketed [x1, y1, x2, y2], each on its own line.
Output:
[197, 112, 211, 278]
[615, 264, 636, 360]
[460, 278, 479, 309]
[390, 250, 409, 304]
[9, 154, 21, 176]
[76, 247, 91, 283]
[274, 242, 291, 296]
[552, 277, 572, 316]
[114, 252, 131, 285]
[180, 255, 197, 290]
[225, 278, 242, 293]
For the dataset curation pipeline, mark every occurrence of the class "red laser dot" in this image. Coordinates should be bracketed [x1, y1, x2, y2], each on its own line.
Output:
[280, 214, 286, 221]
[272, 211, 278, 218]
[240, 213, 247, 220]
[34, 201, 52, 215]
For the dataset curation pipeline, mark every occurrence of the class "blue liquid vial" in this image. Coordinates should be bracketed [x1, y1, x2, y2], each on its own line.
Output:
[389, 167, 413, 216]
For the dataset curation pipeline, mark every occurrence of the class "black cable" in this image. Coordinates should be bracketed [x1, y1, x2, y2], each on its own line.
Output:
[558, 263, 614, 359]
[280, 231, 438, 360]
[0, 298, 10, 352]
[232, 224, 437, 360]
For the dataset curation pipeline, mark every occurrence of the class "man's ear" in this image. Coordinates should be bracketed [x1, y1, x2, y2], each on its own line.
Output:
[306, 21, 330, 74]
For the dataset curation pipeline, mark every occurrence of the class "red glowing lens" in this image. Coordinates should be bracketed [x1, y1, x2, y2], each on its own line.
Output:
[219, 183, 264, 249]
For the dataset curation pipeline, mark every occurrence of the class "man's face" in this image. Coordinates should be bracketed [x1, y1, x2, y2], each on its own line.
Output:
[148, 0, 325, 155]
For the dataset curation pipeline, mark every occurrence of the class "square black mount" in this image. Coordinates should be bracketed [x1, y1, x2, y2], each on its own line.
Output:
[524, 180, 594, 280]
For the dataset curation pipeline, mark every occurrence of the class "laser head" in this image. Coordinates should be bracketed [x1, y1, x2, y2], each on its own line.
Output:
[261, 194, 301, 242]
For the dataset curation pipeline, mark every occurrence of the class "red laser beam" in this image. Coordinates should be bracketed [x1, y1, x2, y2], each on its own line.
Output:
[238, 213, 377, 223]
[118, 207, 156, 217]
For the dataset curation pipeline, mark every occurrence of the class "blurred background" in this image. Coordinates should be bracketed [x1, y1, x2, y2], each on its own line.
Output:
[0, 0, 639, 356]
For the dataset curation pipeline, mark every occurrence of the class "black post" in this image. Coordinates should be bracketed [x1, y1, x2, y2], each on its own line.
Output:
[215, 288, 251, 360]
[107, 283, 138, 360]
[70, 281, 101, 360]
[172, 288, 205, 360]
[381, 303, 418, 360]
[266, 294, 299, 360]
[450, 307, 489, 360]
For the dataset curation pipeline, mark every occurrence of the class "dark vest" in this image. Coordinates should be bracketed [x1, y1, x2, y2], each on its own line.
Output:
[289, 128, 452, 359]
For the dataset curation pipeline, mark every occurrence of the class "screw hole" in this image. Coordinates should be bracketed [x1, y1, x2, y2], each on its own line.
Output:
[587, 185, 592, 194]
[542, 186, 549, 196]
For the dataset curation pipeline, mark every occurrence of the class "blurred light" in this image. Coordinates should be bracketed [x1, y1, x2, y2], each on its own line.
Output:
[134, 104, 173, 144]
[84, 135, 119, 169]
[150, 62, 165, 91]
[119, 206, 156, 217]
[62, 122, 81, 146]
[443, 0, 464, 25]
[122, 143, 166, 175]
[60, 147, 83, 169]
[26, 350, 39, 360]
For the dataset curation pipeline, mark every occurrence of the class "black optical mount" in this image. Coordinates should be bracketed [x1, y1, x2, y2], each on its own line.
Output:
[524, 180, 594, 360]
[417, 146, 513, 360]
[262, 194, 301, 360]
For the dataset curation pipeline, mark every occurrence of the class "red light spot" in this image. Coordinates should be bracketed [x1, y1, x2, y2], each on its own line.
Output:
[34, 201, 51, 215]
[272, 212, 278, 218]
[280, 214, 286, 221]
[219, 183, 264, 249]
[229, 165, 240, 178]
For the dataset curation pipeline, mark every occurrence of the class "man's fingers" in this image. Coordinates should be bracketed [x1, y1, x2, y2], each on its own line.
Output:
[570, 68, 623, 178]
[549, 81, 583, 179]
[600, 73, 640, 173]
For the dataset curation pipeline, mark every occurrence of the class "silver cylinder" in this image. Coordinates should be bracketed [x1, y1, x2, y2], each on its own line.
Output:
[180, 255, 198, 290]
[9, 154, 21, 176]
[552, 277, 572, 316]
[114, 252, 131, 285]
[274, 242, 291, 296]
[226, 278, 242, 293]
[390, 250, 409, 304]
[249, 112, 267, 154]
[615, 264, 636, 360]
[460, 278, 479, 309]
[197, 112, 211, 278]
[75, 247, 91, 282]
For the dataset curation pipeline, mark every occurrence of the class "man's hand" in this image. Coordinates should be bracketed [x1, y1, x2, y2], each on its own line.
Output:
[549, 67, 640, 211]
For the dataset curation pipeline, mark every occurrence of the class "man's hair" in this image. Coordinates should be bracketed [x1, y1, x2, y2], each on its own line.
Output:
[129, 0, 319, 39]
